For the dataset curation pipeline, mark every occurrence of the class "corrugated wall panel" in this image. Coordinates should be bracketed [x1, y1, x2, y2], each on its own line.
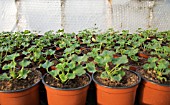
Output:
[152, 0, 170, 30]
[18, 0, 61, 33]
[0, 0, 17, 32]
[0, 0, 169, 33]
[112, 0, 150, 32]
[64, 0, 107, 33]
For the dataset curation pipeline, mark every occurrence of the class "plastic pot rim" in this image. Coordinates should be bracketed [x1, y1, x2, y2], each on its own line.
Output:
[140, 74, 170, 87]
[0, 70, 42, 93]
[42, 73, 92, 91]
[92, 70, 141, 89]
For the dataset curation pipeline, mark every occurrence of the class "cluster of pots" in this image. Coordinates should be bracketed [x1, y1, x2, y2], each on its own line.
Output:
[0, 69, 170, 105]
[0, 29, 170, 105]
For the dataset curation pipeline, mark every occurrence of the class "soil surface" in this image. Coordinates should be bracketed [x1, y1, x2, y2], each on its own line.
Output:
[80, 47, 92, 54]
[0, 70, 41, 91]
[94, 70, 139, 87]
[137, 69, 170, 85]
[44, 74, 89, 88]
[128, 57, 147, 67]
[44, 74, 90, 88]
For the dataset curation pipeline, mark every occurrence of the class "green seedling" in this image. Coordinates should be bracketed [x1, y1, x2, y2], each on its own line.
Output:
[143, 57, 170, 82]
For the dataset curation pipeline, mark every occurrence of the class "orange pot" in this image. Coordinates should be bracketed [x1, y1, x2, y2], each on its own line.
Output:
[138, 78, 170, 105]
[129, 65, 138, 71]
[92, 71, 141, 105]
[138, 53, 149, 59]
[42, 73, 92, 105]
[0, 80, 41, 105]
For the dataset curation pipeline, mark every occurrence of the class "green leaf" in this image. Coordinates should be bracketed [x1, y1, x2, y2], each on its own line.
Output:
[111, 74, 122, 82]
[105, 63, 110, 72]
[77, 54, 88, 63]
[4, 55, 13, 61]
[75, 49, 81, 54]
[59, 73, 68, 83]
[150, 62, 156, 69]
[148, 57, 158, 63]
[86, 62, 96, 73]
[59, 41, 66, 48]
[18, 69, 30, 79]
[45, 49, 55, 55]
[100, 71, 109, 79]
[10, 71, 17, 79]
[22, 51, 29, 55]
[19, 59, 31, 67]
[158, 63, 167, 70]
[4, 53, 19, 61]
[119, 70, 126, 76]
[49, 70, 60, 78]
[72, 43, 80, 48]
[73, 65, 86, 76]
[42, 60, 54, 70]
[113, 55, 128, 65]
[143, 63, 150, 70]
[67, 73, 76, 79]
[9, 61, 17, 69]
[158, 59, 169, 67]
[125, 48, 138, 56]
[33, 51, 41, 59]
[91, 48, 100, 54]
[59, 58, 65, 62]
[68, 61, 76, 69]
[64, 68, 69, 72]
[64, 47, 74, 54]
[0, 73, 11, 80]
[23, 30, 31, 34]
[131, 55, 138, 61]
[2, 64, 11, 70]
[94, 56, 105, 66]
[162, 68, 170, 75]
[56, 63, 66, 71]
[101, 50, 115, 57]
[117, 39, 125, 46]
[103, 55, 112, 64]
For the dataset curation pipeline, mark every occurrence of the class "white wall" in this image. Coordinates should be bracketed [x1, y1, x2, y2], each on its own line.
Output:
[0, 0, 170, 34]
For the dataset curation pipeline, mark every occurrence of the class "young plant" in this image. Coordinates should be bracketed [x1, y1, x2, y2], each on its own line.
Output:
[143, 57, 170, 82]
[44, 49, 55, 58]
[42, 54, 89, 84]
[94, 50, 128, 81]
[151, 46, 170, 60]
[0, 54, 31, 80]
[2, 53, 19, 79]
[17, 59, 31, 79]
[124, 48, 139, 62]
[102, 55, 128, 81]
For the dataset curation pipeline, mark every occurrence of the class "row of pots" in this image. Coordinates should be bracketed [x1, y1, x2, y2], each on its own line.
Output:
[0, 70, 170, 105]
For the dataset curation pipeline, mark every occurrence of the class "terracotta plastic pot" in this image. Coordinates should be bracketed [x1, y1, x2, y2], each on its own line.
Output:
[113, 54, 119, 58]
[138, 53, 149, 59]
[42, 73, 92, 105]
[138, 78, 170, 105]
[0, 77, 41, 105]
[129, 65, 138, 71]
[92, 70, 141, 105]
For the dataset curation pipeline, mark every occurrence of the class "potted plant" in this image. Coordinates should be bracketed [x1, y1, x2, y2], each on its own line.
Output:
[137, 57, 170, 105]
[0, 53, 41, 105]
[41, 53, 92, 105]
[92, 50, 141, 105]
